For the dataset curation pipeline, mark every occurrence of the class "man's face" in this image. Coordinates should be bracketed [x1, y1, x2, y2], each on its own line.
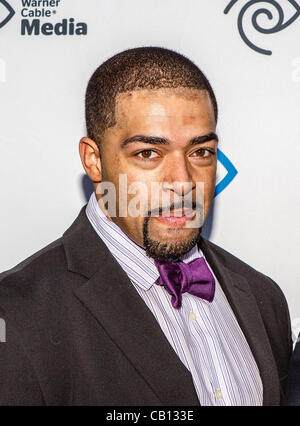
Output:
[98, 88, 217, 260]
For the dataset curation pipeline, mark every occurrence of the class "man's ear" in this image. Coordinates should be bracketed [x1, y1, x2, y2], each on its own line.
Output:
[79, 137, 102, 183]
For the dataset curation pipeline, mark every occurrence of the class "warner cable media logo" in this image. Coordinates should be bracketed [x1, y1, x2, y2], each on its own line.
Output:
[0, 0, 88, 35]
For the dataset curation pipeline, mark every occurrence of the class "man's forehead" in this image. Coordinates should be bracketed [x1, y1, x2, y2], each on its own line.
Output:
[101, 87, 216, 142]
[113, 88, 213, 123]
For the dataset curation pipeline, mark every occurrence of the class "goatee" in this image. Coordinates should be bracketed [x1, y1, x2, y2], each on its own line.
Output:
[143, 216, 202, 262]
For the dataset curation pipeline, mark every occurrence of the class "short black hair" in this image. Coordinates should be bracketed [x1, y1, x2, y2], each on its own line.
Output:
[85, 47, 218, 147]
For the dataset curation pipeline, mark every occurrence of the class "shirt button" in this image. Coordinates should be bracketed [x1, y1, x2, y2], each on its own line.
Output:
[215, 389, 223, 400]
[189, 311, 196, 321]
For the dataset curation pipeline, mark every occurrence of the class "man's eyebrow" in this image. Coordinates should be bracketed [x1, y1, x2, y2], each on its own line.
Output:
[121, 135, 169, 148]
[120, 132, 218, 148]
[189, 132, 219, 145]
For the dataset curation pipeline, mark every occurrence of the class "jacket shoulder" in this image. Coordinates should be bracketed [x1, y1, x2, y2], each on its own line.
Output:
[0, 238, 67, 303]
[202, 238, 287, 305]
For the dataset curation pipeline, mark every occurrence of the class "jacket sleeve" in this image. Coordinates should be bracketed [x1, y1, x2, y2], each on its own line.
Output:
[284, 335, 300, 406]
[0, 309, 45, 406]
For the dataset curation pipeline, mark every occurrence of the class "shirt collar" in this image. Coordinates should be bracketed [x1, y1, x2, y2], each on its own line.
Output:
[85, 192, 202, 291]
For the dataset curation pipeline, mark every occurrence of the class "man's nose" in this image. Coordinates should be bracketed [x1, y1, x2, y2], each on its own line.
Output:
[162, 154, 194, 196]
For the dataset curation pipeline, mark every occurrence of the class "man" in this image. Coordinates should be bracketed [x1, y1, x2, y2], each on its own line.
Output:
[0, 47, 292, 405]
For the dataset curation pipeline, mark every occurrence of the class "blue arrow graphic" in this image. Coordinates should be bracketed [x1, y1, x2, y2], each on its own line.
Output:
[215, 148, 238, 197]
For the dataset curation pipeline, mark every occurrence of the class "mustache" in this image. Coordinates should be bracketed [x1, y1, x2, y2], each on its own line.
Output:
[148, 201, 203, 217]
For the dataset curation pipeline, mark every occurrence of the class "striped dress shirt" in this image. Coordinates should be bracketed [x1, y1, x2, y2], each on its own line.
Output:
[86, 192, 263, 406]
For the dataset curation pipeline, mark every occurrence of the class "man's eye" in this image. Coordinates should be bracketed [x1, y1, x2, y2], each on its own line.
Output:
[136, 150, 158, 160]
[191, 149, 214, 158]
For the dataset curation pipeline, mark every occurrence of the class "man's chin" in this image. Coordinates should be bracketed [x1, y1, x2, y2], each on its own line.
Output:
[143, 219, 201, 262]
[144, 238, 200, 262]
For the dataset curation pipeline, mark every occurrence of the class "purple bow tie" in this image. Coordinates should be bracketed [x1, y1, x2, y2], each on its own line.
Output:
[154, 257, 215, 309]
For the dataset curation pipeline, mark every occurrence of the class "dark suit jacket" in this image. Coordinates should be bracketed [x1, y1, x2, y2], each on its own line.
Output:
[0, 207, 292, 405]
[284, 336, 300, 405]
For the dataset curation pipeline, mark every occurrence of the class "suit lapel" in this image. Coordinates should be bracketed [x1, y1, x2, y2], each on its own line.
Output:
[63, 208, 199, 406]
[199, 237, 280, 406]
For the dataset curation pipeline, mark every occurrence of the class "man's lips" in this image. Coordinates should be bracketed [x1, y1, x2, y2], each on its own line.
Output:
[153, 209, 196, 226]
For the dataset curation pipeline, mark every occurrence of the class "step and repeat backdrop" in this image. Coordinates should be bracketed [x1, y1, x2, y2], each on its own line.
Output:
[0, 1, 299, 336]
